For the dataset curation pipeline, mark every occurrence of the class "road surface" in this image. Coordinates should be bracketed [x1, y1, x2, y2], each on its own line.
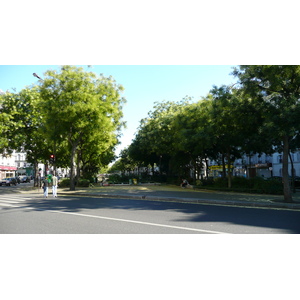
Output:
[1, 192, 300, 233]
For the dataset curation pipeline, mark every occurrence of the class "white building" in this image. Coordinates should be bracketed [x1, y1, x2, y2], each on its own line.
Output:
[209, 151, 300, 179]
[0, 150, 35, 180]
[272, 152, 300, 177]
[0, 152, 17, 179]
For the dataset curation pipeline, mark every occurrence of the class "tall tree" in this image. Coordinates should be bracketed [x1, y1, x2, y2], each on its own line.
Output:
[0, 91, 18, 153]
[130, 99, 190, 178]
[39, 66, 126, 190]
[0, 87, 51, 185]
[208, 85, 247, 188]
[233, 65, 300, 202]
[172, 99, 215, 181]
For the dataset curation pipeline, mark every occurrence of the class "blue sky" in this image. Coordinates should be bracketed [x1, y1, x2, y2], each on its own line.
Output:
[0, 65, 236, 156]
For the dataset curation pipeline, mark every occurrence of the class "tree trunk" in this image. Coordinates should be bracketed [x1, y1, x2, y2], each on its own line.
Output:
[33, 160, 39, 186]
[289, 152, 296, 193]
[193, 159, 197, 184]
[226, 151, 232, 189]
[70, 143, 77, 191]
[282, 135, 293, 202]
[76, 149, 81, 182]
[222, 153, 226, 178]
[205, 159, 209, 179]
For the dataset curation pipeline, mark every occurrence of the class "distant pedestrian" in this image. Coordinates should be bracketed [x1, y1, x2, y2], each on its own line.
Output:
[42, 177, 49, 198]
[52, 173, 58, 198]
[181, 179, 188, 188]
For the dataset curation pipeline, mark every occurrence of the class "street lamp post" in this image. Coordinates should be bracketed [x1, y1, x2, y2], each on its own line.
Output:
[33, 73, 42, 80]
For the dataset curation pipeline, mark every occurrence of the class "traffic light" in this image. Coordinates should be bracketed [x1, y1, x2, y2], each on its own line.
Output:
[49, 154, 55, 164]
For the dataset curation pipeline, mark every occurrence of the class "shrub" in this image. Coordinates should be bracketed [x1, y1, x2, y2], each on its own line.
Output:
[249, 177, 265, 189]
[108, 174, 122, 183]
[263, 178, 283, 194]
[77, 179, 90, 187]
[196, 176, 283, 195]
[232, 176, 249, 188]
[59, 178, 70, 187]
[200, 177, 215, 186]
[58, 178, 91, 188]
[213, 177, 228, 188]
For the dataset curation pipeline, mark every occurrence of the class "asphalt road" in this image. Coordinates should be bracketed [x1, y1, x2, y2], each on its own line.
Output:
[1, 192, 300, 233]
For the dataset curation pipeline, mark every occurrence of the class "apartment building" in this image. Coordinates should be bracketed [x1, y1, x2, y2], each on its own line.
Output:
[0, 150, 35, 180]
[0, 153, 17, 179]
[209, 151, 300, 179]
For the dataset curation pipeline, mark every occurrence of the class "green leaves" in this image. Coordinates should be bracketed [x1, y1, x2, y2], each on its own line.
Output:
[124, 82, 274, 183]
[234, 65, 300, 202]
[0, 66, 126, 189]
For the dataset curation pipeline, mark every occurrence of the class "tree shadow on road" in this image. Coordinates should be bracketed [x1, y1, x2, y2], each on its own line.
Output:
[15, 194, 300, 233]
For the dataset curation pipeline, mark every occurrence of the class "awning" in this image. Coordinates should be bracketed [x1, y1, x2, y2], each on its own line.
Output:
[0, 165, 17, 171]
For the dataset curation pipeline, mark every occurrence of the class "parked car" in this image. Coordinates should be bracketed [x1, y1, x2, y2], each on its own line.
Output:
[1, 177, 17, 186]
[20, 176, 31, 183]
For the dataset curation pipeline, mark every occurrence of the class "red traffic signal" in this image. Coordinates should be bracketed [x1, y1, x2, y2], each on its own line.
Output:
[49, 154, 55, 163]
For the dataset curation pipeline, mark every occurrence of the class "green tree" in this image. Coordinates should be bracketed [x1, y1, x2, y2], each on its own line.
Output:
[129, 99, 190, 179]
[233, 65, 300, 202]
[208, 85, 247, 188]
[0, 87, 51, 185]
[39, 66, 126, 190]
[0, 89, 30, 153]
[206, 85, 267, 188]
[172, 99, 215, 182]
[108, 148, 138, 176]
[0, 91, 16, 153]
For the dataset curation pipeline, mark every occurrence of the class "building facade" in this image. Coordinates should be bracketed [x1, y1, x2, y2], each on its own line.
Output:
[0, 152, 17, 179]
[0, 150, 35, 180]
[209, 151, 300, 179]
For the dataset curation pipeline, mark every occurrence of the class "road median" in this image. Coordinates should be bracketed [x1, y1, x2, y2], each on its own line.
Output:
[53, 185, 300, 210]
[17, 184, 300, 210]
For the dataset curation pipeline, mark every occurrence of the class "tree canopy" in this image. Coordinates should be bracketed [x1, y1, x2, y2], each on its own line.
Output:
[0, 66, 126, 190]
[111, 65, 300, 203]
[233, 65, 300, 202]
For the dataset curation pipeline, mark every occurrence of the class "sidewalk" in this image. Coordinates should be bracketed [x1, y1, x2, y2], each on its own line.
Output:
[22, 184, 300, 210]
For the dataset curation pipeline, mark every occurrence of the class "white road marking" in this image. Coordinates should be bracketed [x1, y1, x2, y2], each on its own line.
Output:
[0, 194, 228, 233]
[0, 203, 20, 207]
[0, 199, 25, 204]
[44, 209, 229, 234]
[0, 195, 32, 208]
[0, 196, 31, 200]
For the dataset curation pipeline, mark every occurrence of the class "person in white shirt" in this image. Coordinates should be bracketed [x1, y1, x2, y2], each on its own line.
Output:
[52, 172, 58, 198]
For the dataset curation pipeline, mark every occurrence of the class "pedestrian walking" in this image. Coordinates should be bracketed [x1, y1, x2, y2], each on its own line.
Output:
[52, 172, 58, 198]
[42, 177, 49, 198]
